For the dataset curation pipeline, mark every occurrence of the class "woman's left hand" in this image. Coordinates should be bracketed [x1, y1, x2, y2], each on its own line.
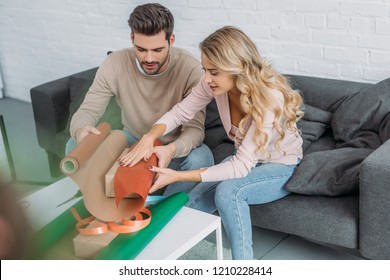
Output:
[149, 166, 180, 194]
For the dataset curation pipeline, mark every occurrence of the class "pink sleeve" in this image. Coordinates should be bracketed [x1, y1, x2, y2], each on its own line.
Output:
[155, 78, 214, 134]
[200, 112, 276, 182]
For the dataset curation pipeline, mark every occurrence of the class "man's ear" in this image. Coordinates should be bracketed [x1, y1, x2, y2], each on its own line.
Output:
[169, 34, 175, 46]
[130, 32, 134, 44]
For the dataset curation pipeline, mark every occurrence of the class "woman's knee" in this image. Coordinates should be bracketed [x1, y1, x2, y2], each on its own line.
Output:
[215, 180, 237, 209]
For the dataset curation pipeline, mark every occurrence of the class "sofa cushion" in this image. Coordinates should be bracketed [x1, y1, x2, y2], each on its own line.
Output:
[297, 104, 333, 151]
[287, 75, 370, 113]
[250, 193, 359, 248]
[65, 76, 123, 134]
[304, 130, 336, 154]
[331, 77, 390, 148]
[211, 141, 235, 164]
[205, 100, 222, 129]
[285, 147, 373, 196]
[287, 78, 390, 197]
[204, 99, 233, 153]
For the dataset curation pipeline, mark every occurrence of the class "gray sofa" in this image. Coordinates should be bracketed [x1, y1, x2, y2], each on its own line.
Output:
[30, 67, 390, 260]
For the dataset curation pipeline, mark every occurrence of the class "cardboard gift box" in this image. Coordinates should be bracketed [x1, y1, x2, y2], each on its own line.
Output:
[105, 148, 129, 198]
[73, 219, 118, 259]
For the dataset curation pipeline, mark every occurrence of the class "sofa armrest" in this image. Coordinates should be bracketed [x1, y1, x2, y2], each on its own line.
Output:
[30, 76, 71, 152]
[360, 138, 390, 259]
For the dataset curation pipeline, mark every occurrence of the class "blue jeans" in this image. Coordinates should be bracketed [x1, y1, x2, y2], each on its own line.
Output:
[65, 129, 214, 196]
[187, 157, 298, 260]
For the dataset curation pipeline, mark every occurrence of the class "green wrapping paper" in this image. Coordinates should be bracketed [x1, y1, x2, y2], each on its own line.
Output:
[96, 192, 189, 260]
[26, 199, 90, 259]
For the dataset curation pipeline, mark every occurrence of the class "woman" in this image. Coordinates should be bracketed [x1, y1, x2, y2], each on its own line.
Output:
[120, 26, 304, 259]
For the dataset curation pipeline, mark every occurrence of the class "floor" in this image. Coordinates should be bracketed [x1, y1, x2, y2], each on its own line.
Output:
[0, 97, 364, 260]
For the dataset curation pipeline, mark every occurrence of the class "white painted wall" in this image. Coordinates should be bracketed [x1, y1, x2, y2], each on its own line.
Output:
[0, 0, 389, 102]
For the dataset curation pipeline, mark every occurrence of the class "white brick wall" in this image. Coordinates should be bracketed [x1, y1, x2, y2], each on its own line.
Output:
[0, 0, 389, 102]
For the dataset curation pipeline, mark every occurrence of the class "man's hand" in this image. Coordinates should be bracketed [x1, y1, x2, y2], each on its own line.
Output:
[75, 125, 101, 143]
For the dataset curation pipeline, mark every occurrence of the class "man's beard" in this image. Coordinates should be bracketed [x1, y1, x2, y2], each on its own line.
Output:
[141, 51, 170, 75]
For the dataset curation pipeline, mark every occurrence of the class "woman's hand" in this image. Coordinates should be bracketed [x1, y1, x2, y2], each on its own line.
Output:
[148, 166, 180, 194]
[148, 166, 204, 194]
[153, 144, 176, 168]
[119, 134, 154, 167]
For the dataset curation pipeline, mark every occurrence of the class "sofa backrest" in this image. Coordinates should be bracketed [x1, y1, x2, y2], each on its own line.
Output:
[286, 75, 371, 113]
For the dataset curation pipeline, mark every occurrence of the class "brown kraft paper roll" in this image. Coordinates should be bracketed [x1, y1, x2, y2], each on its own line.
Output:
[60, 124, 147, 221]
[60, 122, 111, 175]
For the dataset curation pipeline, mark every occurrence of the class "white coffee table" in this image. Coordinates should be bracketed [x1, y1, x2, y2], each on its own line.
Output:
[19, 177, 223, 260]
[136, 206, 223, 260]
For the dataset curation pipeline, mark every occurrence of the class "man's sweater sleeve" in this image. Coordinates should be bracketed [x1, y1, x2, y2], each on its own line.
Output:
[171, 110, 206, 157]
[169, 66, 208, 157]
[69, 57, 115, 139]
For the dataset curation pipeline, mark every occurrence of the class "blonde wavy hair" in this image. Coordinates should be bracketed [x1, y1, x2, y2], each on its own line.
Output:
[200, 26, 304, 156]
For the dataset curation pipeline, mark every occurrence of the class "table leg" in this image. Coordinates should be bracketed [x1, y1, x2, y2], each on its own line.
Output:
[215, 223, 223, 260]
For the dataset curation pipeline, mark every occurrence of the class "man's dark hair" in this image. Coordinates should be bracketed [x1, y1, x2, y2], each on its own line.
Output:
[128, 3, 174, 41]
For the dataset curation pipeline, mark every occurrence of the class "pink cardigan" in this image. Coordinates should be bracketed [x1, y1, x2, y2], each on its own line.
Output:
[156, 78, 303, 182]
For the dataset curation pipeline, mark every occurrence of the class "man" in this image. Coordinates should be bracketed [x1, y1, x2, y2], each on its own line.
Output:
[68, 3, 213, 195]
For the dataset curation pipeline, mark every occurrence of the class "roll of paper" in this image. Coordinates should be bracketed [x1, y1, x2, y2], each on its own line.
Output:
[95, 192, 189, 260]
[60, 122, 111, 175]
[66, 129, 137, 221]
